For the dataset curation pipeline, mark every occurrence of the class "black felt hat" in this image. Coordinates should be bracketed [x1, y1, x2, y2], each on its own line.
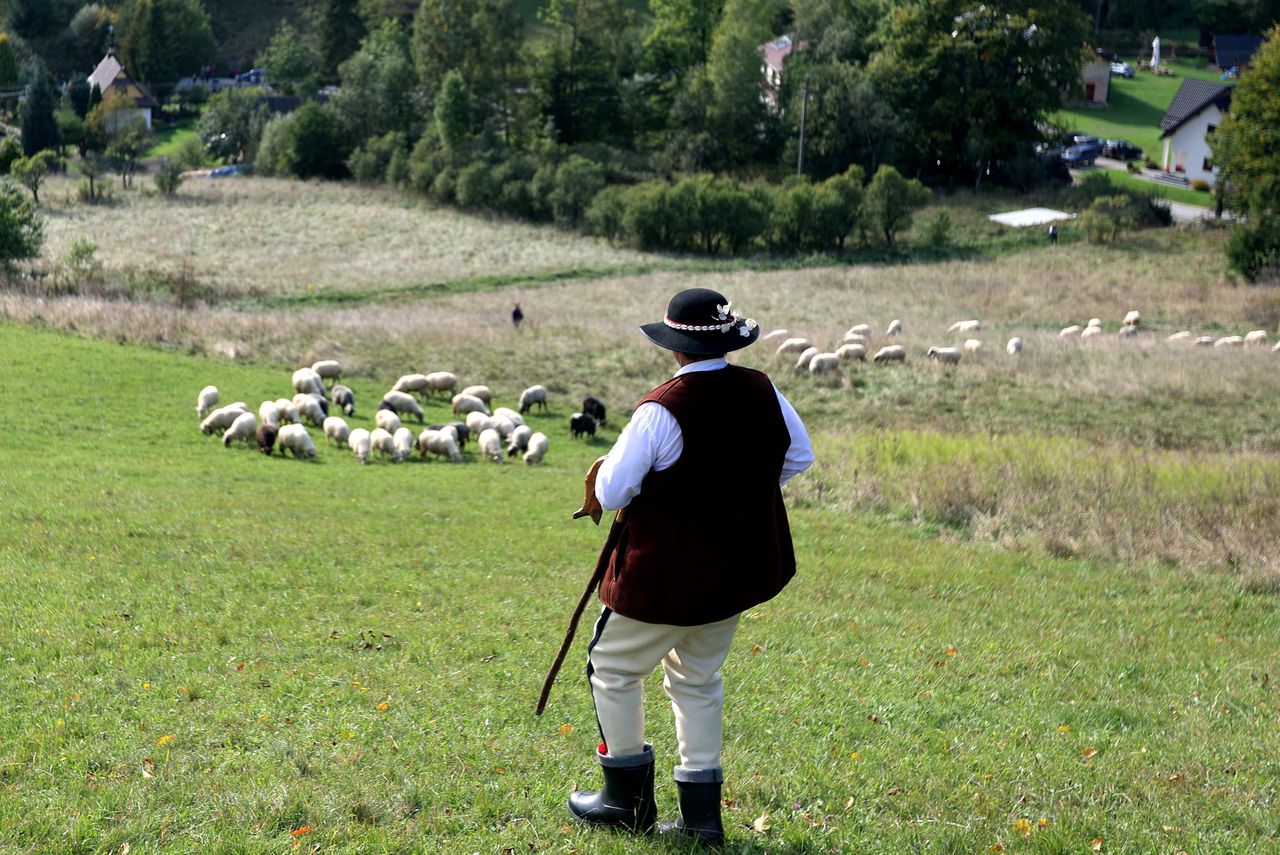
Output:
[639, 288, 760, 356]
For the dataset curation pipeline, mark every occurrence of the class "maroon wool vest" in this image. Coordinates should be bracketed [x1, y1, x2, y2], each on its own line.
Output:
[597, 365, 797, 626]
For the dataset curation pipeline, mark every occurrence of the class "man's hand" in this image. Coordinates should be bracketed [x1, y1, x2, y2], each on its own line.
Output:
[572, 455, 608, 524]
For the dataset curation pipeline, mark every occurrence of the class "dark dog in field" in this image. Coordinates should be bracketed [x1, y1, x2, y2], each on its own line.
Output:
[570, 412, 597, 439]
[582, 396, 607, 427]
[256, 423, 278, 455]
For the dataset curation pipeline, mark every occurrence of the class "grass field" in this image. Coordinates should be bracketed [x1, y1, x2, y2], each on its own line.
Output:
[1094, 168, 1214, 206]
[144, 119, 200, 161]
[3, 175, 1280, 851]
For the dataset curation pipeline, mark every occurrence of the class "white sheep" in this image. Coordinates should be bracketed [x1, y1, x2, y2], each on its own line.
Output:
[466, 410, 497, 435]
[836, 343, 867, 362]
[523, 431, 549, 465]
[1214, 335, 1244, 348]
[1123, 310, 1141, 327]
[948, 319, 981, 334]
[774, 338, 813, 361]
[393, 427, 414, 462]
[1194, 336, 1215, 347]
[1272, 340, 1280, 353]
[348, 428, 372, 464]
[507, 424, 533, 457]
[393, 373, 430, 396]
[382, 390, 425, 423]
[477, 428, 503, 463]
[453, 393, 490, 416]
[196, 385, 219, 418]
[222, 412, 257, 447]
[461, 385, 493, 405]
[808, 353, 840, 374]
[1087, 318, 1102, 328]
[277, 424, 316, 459]
[873, 345, 906, 363]
[492, 415, 517, 439]
[795, 346, 820, 371]
[258, 400, 280, 428]
[293, 393, 327, 426]
[274, 398, 301, 425]
[886, 319, 902, 338]
[846, 323, 872, 337]
[370, 427, 397, 461]
[1244, 330, 1269, 347]
[323, 416, 351, 447]
[1006, 337, 1023, 355]
[1118, 324, 1137, 338]
[1080, 326, 1103, 339]
[492, 406, 525, 427]
[927, 346, 962, 364]
[425, 371, 458, 397]
[375, 408, 403, 433]
[292, 367, 325, 398]
[518, 384, 548, 414]
[311, 359, 342, 383]
[963, 338, 983, 355]
[417, 428, 463, 462]
[1059, 325, 1082, 337]
[200, 403, 249, 435]
[1166, 331, 1193, 343]
[840, 332, 870, 346]
[760, 329, 790, 345]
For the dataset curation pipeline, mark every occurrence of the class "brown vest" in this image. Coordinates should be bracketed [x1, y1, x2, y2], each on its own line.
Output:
[597, 365, 796, 626]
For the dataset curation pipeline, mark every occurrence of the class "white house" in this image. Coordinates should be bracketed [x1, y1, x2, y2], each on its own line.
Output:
[87, 48, 160, 130]
[1158, 78, 1233, 186]
[758, 34, 796, 114]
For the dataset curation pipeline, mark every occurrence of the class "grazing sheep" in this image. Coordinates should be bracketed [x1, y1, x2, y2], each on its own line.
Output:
[1087, 318, 1102, 328]
[465, 411, 497, 436]
[1080, 326, 1103, 339]
[417, 428, 462, 462]
[519, 384, 548, 414]
[808, 353, 840, 374]
[200, 403, 249, 435]
[583, 396, 607, 427]
[886, 319, 902, 338]
[795, 346, 820, 371]
[258, 400, 280, 428]
[1118, 324, 1137, 338]
[477, 428, 503, 462]
[873, 345, 906, 364]
[332, 384, 355, 416]
[1166, 331, 1193, 343]
[277, 424, 316, 459]
[493, 406, 525, 427]
[523, 431, 549, 465]
[1273, 340, 1280, 353]
[393, 373, 430, 396]
[311, 360, 342, 383]
[452, 393, 490, 417]
[948, 320, 981, 334]
[1194, 336, 1215, 347]
[570, 412, 597, 439]
[774, 337, 813, 361]
[840, 332, 870, 346]
[491, 416, 516, 440]
[323, 416, 351, 448]
[375, 408, 403, 434]
[274, 398, 301, 425]
[836, 343, 867, 362]
[425, 371, 458, 397]
[1215, 335, 1244, 348]
[963, 338, 983, 355]
[348, 428, 372, 464]
[292, 367, 325, 398]
[1059, 325, 1082, 337]
[1123, 310, 1141, 328]
[382, 390, 425, 423]
[927, 346, 962, 364]
[393, 427, 415, 462]
[1244, 330, 1269, 347]
[293, 393, 327, 426]
[507, 424, 533, 457]
[460, 384, 493, 405]
[196, 385, 219, 418]
[760, 329, 790, 345]
[370, 427, 397, 461]
[447, 421, 470, 448]
[222, 412, 257, 447]
[846, 323, 872, 337]
[256, 423, 277, 455]
[1006, 337, 1023, 355]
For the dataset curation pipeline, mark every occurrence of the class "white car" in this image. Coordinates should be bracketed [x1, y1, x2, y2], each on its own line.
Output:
[1110, 61, 1135, 78]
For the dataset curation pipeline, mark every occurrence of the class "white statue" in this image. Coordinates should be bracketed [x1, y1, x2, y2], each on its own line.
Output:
[1151, 35, 1161, 69]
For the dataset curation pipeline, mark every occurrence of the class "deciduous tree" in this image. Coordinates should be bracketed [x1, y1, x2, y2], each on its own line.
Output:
[865, 164, 929, 247]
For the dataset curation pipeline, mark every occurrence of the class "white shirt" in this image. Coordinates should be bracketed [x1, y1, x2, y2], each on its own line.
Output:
[595, 358, 815, 510]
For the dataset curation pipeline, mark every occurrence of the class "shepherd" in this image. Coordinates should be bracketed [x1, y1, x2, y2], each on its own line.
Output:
[542, 287, 813, 845]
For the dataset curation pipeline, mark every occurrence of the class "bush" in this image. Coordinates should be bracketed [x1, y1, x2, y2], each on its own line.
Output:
[153, 158, 184, 196]
[529, 164, 557, 221]
[922, 210, 952, 248]
[429, 168, 456, 203]
[254, 114, 294, 177]
[0, 137, 22, 174]
[1190, 178, 1211, 192]
[550, 155, 605, 227]
[586, 185, 628, 242]
[455, 162, 498, 210]
[349, 131, 408, 185]
[1081, 194, 1139, 243]
[175, 134, 208, 170]
[407, 133, 449, 195]
[865, 164, 929, 247]
[1127, 160, 1141, 174]
[0, 178, 43, 266]
[284, 103, 348, 179]
[1226, 217, 1280, 282]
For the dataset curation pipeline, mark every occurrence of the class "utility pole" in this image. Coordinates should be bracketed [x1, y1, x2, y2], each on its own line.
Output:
[796, 73, 810, 176]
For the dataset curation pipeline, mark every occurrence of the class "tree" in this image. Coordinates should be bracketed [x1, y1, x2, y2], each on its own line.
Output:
[119, 0, 215, 94]
[70, 4, 117, 71]
[0, 178, 43, 266]
[11, 150, 59, 205]
[783, 63, 898, 179]
[153, 157, 184, 195]
[549, 154, 605, 226]
[333, 20, 418, 143]
[434, 70, 472, 163]
[1213, 25, 1280, 280]
[20, 61, 60, 157]
[412, 0, 474, 95]
[107, 117, 149, 189]
[0, 34, 19, 89]
[701, 0, 785, 166]
[284, 102, 348, 179]
[865, 164, 929, 247]
[641, 0, 725, 124]
[320, 0, 366, 80]
[197, 88, 268, 163]
[75, 151, 109, 202]
[55, 108, 86, 156]
[821, 164, 865, 250]
[258, 22, 322, 95]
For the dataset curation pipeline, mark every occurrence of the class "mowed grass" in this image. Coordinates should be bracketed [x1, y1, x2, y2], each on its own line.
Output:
[1095, 168, 1214, 206]
[2, 323, 1280, 853]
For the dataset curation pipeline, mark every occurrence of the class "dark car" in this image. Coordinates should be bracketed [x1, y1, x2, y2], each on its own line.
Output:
[1103, 139, 1143, 161]
[1070, 134, 1102, 148]
[1061, 143, 1102, 167]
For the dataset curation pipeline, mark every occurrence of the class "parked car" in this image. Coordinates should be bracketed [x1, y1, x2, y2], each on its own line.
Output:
[1071, 134, 1102, 148]
[1061, 143, 1101, 167]
[1110, 61, 1135, 78]
[1103, 139, 1143, 161]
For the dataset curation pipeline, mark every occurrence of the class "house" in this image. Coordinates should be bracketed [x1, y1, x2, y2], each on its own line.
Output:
[758, 34, 796, 114]
[1158, 78, 1232, 186]
[1210, 33, 1262, 72]
[87, 48, 160, 130]
[1080, 54, 1110, 105]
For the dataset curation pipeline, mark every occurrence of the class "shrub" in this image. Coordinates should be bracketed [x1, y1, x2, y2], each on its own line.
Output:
[1226, 217, 1280, 282]
[0, 137, 20, 174]
[11, 149, 59, 204]
[1081, 194, 1138, 243]
[284, 103, 348, 179]
[0, 178, 43, 266]
[586, 184, 628, 242]
[386, 146, 410, 187]
[349, 131, 408, 184]
[1190, 178, 1211, 192]
[408, 134, 449, 194]
[922, 210, 952, 248]
[1127, 160, 1141, 174]
[430, 168, 456, 203]
[153, 158, 184, 196]
[175, 134, 207, 170]
[254, 114, 294, 177]
[529, 163, 557, 221]
[455, 162, 498, 209]
[550, 155, 606, 227]
[865, 164, 929, 247]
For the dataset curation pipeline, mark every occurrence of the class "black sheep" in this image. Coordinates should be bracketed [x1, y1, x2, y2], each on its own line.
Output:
[256, 423, 278, 455]
[332, 384, 355, 416]
[570, 412, 597, 439]
[582, 396, 607, 427]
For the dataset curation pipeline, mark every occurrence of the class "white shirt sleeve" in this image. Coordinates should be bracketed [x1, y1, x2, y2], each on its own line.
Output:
[774, 384, 814, 486]
[594, 402, 683, 510]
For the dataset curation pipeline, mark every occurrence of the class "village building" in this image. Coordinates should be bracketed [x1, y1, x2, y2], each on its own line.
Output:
[1158, 78, 1233, 187]
[1080, 53, 1110, 105]
[88, 47, 160, 130]
[758, 34, 796, 114]
[1210, 33, 1262, 73]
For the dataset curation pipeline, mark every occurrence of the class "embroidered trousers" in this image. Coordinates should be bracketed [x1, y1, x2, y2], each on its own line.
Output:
[586, 607, 740, 778]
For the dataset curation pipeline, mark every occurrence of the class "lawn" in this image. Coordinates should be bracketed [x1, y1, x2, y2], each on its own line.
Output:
[143, 118, 199, 161]
[1, 322, 1278, 853]
[1097, 167, 1216, 206]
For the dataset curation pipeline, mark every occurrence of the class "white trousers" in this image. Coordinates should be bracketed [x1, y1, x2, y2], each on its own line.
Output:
[586, 608, 740, 777]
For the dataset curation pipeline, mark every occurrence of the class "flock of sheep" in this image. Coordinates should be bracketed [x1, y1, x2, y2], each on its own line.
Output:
[764, 309, 1280, 373]
[193, 360, 602, 466]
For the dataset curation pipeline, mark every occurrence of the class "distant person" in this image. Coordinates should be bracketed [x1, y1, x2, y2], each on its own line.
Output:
[512, 304, 524, 329]
[1048, 223, 1059, 246]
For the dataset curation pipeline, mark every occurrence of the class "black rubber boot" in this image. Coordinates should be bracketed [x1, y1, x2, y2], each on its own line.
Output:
[658, 779, 725, 846]
[567, 746, 657, 834]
